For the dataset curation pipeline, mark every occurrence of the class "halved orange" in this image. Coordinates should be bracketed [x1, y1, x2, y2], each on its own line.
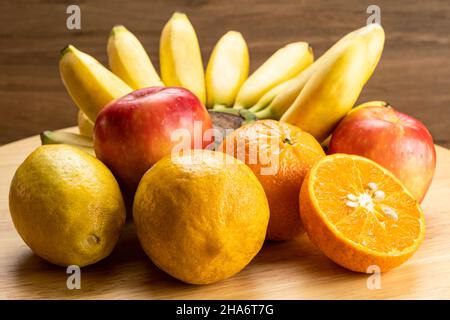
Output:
[299, 154, 425, 273]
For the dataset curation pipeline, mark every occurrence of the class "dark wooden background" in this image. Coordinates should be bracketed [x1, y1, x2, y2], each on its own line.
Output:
[1, 0, 449, 147]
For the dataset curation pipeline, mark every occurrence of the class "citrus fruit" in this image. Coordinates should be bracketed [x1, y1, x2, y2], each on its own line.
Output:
[299, 153, 426, 272]
[133, 149, 269, 284]
[9, 145, 126, 267]
[219, 120, 325, 240]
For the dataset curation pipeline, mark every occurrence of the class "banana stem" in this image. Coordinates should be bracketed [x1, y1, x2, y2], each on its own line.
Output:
[254, 107, 277, 120]
[248, 102, 269, 113]
[239, 109, 258, 124]
[211, 104, 230, 111]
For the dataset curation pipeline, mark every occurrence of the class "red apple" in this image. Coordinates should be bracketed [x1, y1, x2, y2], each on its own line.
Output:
[328, 104, 436, 202]
[94, 87, 213, 193]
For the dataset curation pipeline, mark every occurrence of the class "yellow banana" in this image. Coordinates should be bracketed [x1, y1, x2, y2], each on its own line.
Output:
[77, 111, 94, 137]
[41, 131, 94, 155]
[107, 25, 163, 90]
[60, 45, 132, 122]
[233, 42, 313, 109]
[160, 12, 205, 104]
[253, 68, 314, 118]
[248, 78, 296, 113]
[255, 24, 385, 120]
[281, 25, 385, 142]
[206, 31, 249, 109]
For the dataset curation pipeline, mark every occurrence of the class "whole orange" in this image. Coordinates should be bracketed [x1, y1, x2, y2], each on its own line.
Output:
[219, 120, 325, 240]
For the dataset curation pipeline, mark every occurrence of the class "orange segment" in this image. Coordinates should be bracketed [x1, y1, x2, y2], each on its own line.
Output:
[300, 154, 425, 273]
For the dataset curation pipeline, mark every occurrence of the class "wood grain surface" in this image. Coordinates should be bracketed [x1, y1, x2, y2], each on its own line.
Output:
[1, 0, 450, 146]
[0, 130, 449, 299]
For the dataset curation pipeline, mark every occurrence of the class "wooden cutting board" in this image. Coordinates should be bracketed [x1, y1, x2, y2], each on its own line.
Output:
[1, 128, 449, 299]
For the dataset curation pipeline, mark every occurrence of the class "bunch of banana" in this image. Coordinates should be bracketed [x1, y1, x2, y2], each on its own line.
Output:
[280, 24, 385, 142]
[59, 12, 313, 126]
[206, 31, 249, 109]
[58, 11, 385, 149]
[233, 42, 313, 110]
[107, 25, 163, 89]
[252, 23, 385, 120]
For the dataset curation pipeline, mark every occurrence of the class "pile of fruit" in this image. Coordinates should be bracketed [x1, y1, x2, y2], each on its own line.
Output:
[9, 12, 436, 285]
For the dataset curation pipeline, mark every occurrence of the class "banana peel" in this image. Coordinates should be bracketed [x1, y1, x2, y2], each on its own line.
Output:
[281, 38, 377, 142]
[253, 67, 314, 119]
[160, 12, 205, 104]
[40, 131, 94, 156]
[77, 110, 94, 137]
[60, 45, 132, 123]
[206, 31, 249, 108]
[233, 42, 313, 110]
[108, 25, 164, 89]
[255, 24, 385, 120]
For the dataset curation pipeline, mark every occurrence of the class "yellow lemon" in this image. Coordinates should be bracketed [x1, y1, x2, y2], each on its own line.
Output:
[9, 145, 126, 267]
[133, 149, 269, 284]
